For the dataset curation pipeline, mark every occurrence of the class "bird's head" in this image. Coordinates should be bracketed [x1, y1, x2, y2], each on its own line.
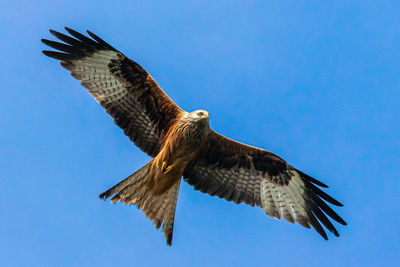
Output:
[181, 110, 211, 135]
[189, 110, 209, 122]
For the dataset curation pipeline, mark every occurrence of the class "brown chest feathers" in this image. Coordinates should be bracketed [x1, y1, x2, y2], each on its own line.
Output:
[148, 117, 210, 195]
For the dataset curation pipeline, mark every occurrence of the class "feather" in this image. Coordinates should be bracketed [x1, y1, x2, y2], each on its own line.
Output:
[183, 131, 346, 240]
[42, 28, 183, 157]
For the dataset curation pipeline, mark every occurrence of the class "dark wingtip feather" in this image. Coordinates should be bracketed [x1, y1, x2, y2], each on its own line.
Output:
[42, 50, 76, 60]
[308, 211, 328, 240]
[333, 229, 339, 237]
[86, 30, 117, 51]
[42, 39, 79, 55]
[42, 50, 63, 59]
[64, 27, 79, 37]
[313, 196, 347, 226]
[308, 182, 344, 207]
[64, 27, 100, 47]
[41, 39, 60, 49]
[335, 201, 344, 207]
[298, 170, 329, 188]
[49, 29, 60, 37]
[64, 27, 84, 38]
[313, 206, 340, 237]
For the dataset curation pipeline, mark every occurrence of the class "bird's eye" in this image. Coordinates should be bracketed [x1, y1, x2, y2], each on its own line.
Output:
[198, 112, 204, 117]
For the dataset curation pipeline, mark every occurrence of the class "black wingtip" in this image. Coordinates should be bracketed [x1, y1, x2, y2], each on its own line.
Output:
[319, 230, 329, 240]
[335, 217, 347, 226]
[333, 229, 340, 237]
[64, 27, 73, 36]
[42, 50, 56, 58]
[86, 29, 117, 51]
[64, 27, 80, 37]
[308, 211, 328, 240]
[308, 182, 344, 207]
[86, 30, 97, 40]
[298, 170, 329, 188]
[319, 228, 328, 241]
[49, 29, 58, 36]
[42, 50, 74, 60]
[319, 182, 329, 188]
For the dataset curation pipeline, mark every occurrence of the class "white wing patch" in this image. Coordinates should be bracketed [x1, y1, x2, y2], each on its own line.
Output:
[260, 170, 310, 227]
[61, 50, 129, 105]
[60, 50, 160, 144]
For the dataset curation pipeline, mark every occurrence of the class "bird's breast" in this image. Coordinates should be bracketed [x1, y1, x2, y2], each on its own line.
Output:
[149, 118, 210, 195]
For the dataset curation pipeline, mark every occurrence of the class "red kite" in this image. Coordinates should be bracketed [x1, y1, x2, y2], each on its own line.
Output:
[42, 28, 346, 245]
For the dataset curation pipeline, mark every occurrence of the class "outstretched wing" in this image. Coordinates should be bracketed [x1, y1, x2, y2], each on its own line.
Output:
[183, 131, 346, 239]
[42, 28, 183, 157]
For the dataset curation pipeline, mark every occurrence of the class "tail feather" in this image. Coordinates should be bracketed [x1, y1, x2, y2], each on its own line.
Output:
[162, 179, 181, 245]
[99, 161, 151, 201]
[99, 161, 182, 246]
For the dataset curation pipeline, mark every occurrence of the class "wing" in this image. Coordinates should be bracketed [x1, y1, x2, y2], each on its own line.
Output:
[183, 131, 347, 239]
[42, 28, 184, 157]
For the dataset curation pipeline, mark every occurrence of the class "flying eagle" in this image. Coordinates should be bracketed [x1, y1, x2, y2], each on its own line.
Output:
[42, 28, 346, 245]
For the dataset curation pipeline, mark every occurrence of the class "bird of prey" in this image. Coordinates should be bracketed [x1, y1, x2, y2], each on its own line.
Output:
[42, 27, 346, 245]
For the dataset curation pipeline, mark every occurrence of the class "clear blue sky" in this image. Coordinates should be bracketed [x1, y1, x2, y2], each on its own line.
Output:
[1, 1, 399, 266]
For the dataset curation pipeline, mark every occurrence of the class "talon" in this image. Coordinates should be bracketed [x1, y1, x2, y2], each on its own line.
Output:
[161, 161, 170, 174]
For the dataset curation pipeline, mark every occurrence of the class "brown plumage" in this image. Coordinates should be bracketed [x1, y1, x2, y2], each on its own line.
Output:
[42, 28, 347, 245]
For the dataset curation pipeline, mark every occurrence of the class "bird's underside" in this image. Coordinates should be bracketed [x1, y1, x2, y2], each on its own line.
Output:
[42, 27, 347, 246]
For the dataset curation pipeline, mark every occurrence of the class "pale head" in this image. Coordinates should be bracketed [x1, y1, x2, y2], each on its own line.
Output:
[189, 110, 209, 121]
[179, 110, 211, 137]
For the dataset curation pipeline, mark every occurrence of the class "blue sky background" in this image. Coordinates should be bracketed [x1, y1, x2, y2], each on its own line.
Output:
[1, 1, 400, 266]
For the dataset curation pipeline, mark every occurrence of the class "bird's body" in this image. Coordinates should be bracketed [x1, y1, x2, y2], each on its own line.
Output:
[148, 110, 211, 195]
[42, 28, 346, 245]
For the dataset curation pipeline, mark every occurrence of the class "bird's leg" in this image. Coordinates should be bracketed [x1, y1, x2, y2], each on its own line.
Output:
[161, 161, 172, 174]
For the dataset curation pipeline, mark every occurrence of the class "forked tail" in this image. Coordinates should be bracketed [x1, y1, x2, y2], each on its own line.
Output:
[99, 161, 181, 245]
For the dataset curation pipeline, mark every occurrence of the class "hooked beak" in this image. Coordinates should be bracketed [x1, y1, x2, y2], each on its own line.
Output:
[201, 112, 209, 119]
